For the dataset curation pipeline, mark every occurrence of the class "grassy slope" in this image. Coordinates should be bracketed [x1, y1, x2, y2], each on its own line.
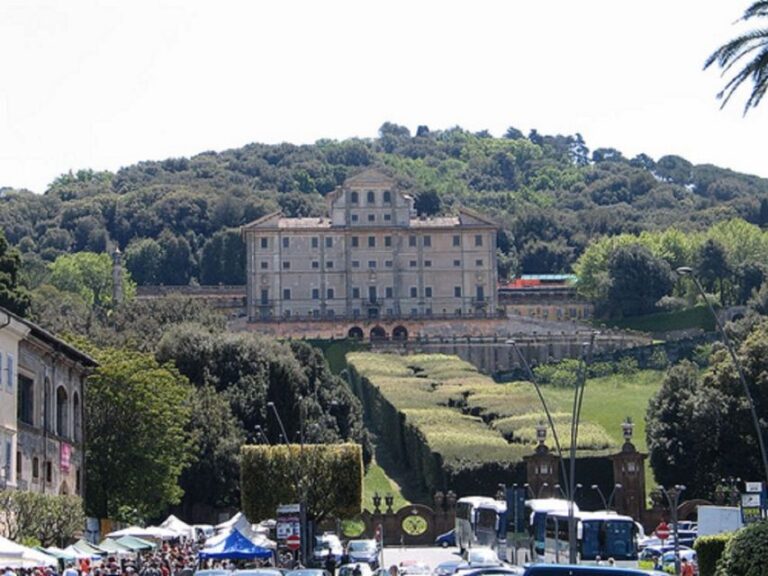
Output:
[363, 461, 410, 511]
[542, 370, 663, 494]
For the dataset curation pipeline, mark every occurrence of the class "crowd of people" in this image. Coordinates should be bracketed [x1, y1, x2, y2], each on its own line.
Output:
[3, 540, 201, 576]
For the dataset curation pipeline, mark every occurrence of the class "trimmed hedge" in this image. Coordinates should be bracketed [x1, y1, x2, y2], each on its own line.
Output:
[347, 352, 619, 496]
[715, 520, 768, 576]
[694, 533, 732, 576]
[241, 443, 363, 521]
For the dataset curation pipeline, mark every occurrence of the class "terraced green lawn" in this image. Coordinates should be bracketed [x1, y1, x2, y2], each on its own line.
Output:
[542, 369, 664, 494]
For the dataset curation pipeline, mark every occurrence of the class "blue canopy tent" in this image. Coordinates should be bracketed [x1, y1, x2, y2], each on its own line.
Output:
[198, 530, 272, 561]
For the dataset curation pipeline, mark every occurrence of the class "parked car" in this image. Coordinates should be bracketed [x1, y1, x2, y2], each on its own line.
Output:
[398, 562, 430, 576]
[638, 545, 693, 571]
[233, 570, 283, 576]
[464, 548, 501, 567]
[456, 569, 523, 576]
[287, 570, 331, 576]
[313, 533, 344, 565]
[434, 530, 456, 548]
[660, 550, 698, 575]
[432, 560, 462, 576]
[521, 565, 666, 576]
[346, 540, 379, 568]
[338, 564, 374, 576]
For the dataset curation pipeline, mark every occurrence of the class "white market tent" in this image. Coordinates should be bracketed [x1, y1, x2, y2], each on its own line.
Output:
[0, 536, 57, 568]
[62, 545, 100, 560]
[207, 514, 275, 550]
[106, 525, 179, 540]
[159, 515, 193, 539]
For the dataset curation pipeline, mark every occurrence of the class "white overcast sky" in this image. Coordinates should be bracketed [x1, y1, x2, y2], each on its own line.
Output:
[1, 0, 766, 193]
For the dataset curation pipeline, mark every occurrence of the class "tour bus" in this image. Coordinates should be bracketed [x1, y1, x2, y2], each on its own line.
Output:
[455, 496, 498, 554]
[474, 498, 508, 560]
[523, 499, 639, 566]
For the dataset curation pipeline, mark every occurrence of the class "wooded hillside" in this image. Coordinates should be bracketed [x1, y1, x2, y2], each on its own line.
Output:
[3, 123, 768, 285]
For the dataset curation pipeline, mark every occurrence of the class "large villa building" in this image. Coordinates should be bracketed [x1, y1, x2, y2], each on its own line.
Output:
[242, 169, 499, 337]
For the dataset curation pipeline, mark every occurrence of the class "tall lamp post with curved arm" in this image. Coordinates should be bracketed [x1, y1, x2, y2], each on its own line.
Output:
[675, 266, 768, 487]
[509, 333, 597, 564]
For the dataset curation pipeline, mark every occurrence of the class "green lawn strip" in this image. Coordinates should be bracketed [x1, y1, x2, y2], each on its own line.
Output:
[363, 461, 409, 510]
[540, 369, 665, 496]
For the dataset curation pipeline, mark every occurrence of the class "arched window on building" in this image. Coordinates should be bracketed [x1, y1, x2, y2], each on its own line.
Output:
[56, 386, 69, 438]
[73, 392, 81, 443]
[350, 191, 359, 204]
[383, 191, 391, 204]
[367, 191, 375, 204]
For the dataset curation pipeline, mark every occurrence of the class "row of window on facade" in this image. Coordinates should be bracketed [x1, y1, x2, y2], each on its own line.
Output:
[17, 374, 82, 442]
[258, 234, 485, 250]
[348, 190, 392, 205]
[266, 285, 485, 302]
[267, 259, 484, 270]
[259, 307, 487, 320]
[14, 450, 81, 493]
[262, 257, 486, 271]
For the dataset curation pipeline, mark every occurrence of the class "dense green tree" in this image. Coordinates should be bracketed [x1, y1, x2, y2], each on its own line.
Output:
[156, 328, 371, 455]
[705, 1, 768, 113]
[605, 244, 673, 317]
[48, 251, 136, 309]
[519, 239, 573, 274]
[655, 155, 693, 186]
[0, 230, 31, 316]
[646, 361, 725, 499]
[648, 321, 768, 498]
[28, 285, 99, 336]
[157, 231, 195, 285]
[199, 229, 246, 285]
[124, 238, 163, 285]
[85, 347, 195, 520]
[736, 262, 767, 305]
[180, 385, 244, 511]
[414, 189, 441, 216]
[696, 239, 732, 305]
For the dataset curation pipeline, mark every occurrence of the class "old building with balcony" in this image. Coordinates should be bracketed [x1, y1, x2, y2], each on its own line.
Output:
[241, 169, 499, 336]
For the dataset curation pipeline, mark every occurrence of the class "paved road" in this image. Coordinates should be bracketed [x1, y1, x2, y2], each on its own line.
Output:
[378, 545, 462, 572]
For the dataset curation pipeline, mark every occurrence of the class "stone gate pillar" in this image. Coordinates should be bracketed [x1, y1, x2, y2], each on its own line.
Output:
[523, 421, 560, 498]
[609, 418, 647, 520]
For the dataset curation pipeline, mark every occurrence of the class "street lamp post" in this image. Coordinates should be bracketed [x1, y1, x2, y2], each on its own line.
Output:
[567, 334, 597, 564]
[654, 485, 686, 576]
[591, 483, 622, 511]
[676, 267, 768, 487]
[509, 333, 597, 564]
[508, 340, 569, 488]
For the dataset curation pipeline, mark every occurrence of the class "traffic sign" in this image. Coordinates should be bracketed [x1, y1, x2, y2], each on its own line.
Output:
[286, 534, 300, 551]
[655, 522, 670, 541]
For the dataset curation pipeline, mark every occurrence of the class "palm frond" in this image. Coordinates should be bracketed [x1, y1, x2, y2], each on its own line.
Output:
[743, 1, 768, 20]
[715, 47, 768, 114]
[706, 3, 768, 114]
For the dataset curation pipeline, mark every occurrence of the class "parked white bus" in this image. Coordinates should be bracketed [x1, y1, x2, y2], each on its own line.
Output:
[455, 496, 497, 554]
